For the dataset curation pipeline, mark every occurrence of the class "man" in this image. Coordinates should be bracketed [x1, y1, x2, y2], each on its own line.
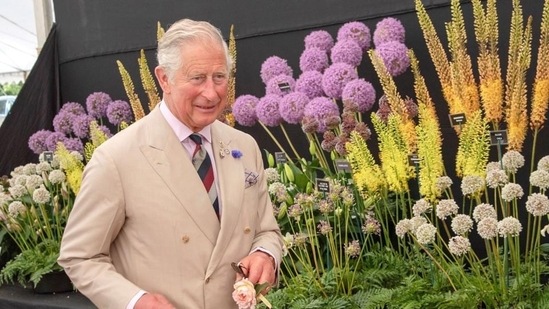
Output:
[58, 19, 283, 309]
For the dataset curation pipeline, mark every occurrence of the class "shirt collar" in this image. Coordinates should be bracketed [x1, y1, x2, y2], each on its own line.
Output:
[159, 101, 212, 144]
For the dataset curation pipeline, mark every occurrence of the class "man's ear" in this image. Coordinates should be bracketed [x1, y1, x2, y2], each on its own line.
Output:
[155, 66, 171, 94]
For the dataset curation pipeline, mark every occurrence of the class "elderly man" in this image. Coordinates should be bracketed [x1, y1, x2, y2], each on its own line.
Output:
[59, 19, 283, 309]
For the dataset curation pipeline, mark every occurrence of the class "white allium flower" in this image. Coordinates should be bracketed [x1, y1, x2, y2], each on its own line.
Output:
[412, 198, 432, 217]
[461, 175, 485, 196]
[501, 150, 524, 173]
[501, 183, 524, 201]
[32, 186, 51, 204]
[451, 214, 474, 235]
[0, 192, 12, 207]
[448, 236, 471, 256]
[436, 199, 459, 220]
[264, 168, 280, 183]
[35, 162, 52, 174]
[340, 187, 354, 207]
[410, 216, 428, 233]
[22, 163, 37, 175]
[268, 182, 289, 202]
[415, 223, 437, 245]
[472, 203, 497, 223]
[8, 184, 27, 199]
[485, 161, 502, 173]
[538, 155, 549, 172]
[25, 174, 43, 191]
[486, 169, 508, 188]
[497, 216, 522, 237]
[70, 151, 84, 162]
[435, 176, 453, 192]
[8, 201, 26, 217]
[477, 218, 498, 239]
[317, 220, 333, 235]
[525, 193, 549, 216]
[48, 170, 66, 184]
[287, 204, 303, 220]
[530, 170, 549, 189]
[344, 240, 361, 258]
[318, 199, 334, 214]
[10, 166, 24, 177]
[294, 233, 308, 246]
[395, 219, 412, 238]
[13, 175, 28, 186]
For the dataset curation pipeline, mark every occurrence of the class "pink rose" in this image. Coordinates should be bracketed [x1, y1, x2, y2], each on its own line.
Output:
[232, 278, 257, 309]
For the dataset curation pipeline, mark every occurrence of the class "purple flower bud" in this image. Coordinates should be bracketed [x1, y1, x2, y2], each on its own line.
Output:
[342, 79, 376, 113]
[279, 92, 309, 124]
[266, 74, 296, 97]
[322, 63, 358, 99]
[28, 130, 53, 154]
[373, 17, 406, 46]
[303, 96, 340, 133]
[233, 95, 259, 127]
[256, 95, 283, 127]
[330, 40, 363, 67]
[260, 56, 293, 85]
[53, 110, 75, 135]
[86, 92, 112, 118]
[107, 100, 133, 126]
[337, 21, 371, 50]
[299, 47, 329, 73]
[295, 71, 325, 99]
[375, 41, 410, 76]
[304, 30, 334, 53]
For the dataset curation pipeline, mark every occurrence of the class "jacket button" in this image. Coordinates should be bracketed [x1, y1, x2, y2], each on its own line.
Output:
[205, 277, 210, 283]
[244, 227, 251, 234]
[181, 235, 190, 243]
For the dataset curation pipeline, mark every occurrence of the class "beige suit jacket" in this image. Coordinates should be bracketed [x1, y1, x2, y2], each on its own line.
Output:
[58, 107, 283, 309]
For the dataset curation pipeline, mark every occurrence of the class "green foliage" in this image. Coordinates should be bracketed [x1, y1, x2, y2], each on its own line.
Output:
[0, 81, 23, 96]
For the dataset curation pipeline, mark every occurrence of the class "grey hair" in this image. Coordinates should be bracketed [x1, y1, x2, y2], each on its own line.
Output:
[157, 19, 232, 82]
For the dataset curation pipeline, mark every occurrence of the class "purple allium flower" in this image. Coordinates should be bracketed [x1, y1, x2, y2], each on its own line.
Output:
[373, 17, 406, 46]
[72, 114, 94, 139]
[53, 110, 76, 135]
[28, 130, 53, 154]
[374, 41, 410, 76]
[98, 125, 113, 138]
[321, 131, 337, 152]
[322, 63, 359, 99]
[106, 100, 133, 126]
[330, 40, 363, 67]
[301, 116, 319, 133]
[299, 47, 329, 73]
[303, 96, 340, 133]
[279, 91, 309, 124]
[337, 21, 371, 51]
[45, 132, 67, 151]
[63, 137, 84, 153]
[231, 150, 243, 159]
[266, 74, 296, 97]
[342, 79, 376, 113]
[341, 111, 357, 136]
[376, 95, 392, 122]
[304, 30, 334, 53]
[256, 95, 283, 127]
[295, 71, 325, 99]
[86, 92, 112, 119]
[60, 102, 86, 115]
[233, 95, 259, 127]
[260, 56, 293, 85]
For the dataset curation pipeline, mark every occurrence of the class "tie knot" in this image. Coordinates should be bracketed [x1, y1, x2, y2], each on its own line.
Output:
[189, 134, 203, 145]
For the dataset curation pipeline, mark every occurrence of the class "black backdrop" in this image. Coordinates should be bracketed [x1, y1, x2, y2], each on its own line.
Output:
[0, 0, 546, 185]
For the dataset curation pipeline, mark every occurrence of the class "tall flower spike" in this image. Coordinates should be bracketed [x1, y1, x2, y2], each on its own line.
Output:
[346, 131, 386, 198]
[410, 51, 444, 201]
[455, 110, 490, 177]
[157, 21, 165, 41]
[220, 24, 238, 127]
[139, 50, 161, 112]
[505, 0, 532, 151]
[84, 121, 110, 163]
[530, 0, 549, 131]
[117, 60, 145, 121]
[55, 143, 84, 195]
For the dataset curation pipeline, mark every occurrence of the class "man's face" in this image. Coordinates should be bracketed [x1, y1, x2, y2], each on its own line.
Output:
[156, 41, 229, 132]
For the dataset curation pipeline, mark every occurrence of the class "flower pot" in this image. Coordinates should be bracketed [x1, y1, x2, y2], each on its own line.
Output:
[33, 270, 74, 294]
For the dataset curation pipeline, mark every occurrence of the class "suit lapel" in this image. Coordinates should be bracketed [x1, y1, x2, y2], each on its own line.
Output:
[140, 108, 220, 245]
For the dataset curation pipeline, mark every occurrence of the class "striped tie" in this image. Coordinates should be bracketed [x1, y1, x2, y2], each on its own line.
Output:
[189, 134, 219, 219]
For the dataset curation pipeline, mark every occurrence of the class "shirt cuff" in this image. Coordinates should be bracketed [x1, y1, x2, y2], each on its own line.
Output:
[126, 290, 147, 309]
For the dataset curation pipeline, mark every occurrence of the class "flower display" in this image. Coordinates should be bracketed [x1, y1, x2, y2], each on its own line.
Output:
[374, 41, 410, 76]
[85, 92, 112, 118]
[260, 56, 293, 85]
[299, 47, 329, 72]
[302, 97, 340, 133]
[255, 95, 282, 127]
[294, 70, 324, 99]
[341, 78, 376, 113]
[321, 62, 358, 99]
[232, 95, 259, 127]
[106, 99, 132, 126]
[336, 21, 371, 50]
[373, 17, 406, 46]
[304, 30, 334, 52]
[278, 92, 309, 124]
[330, 39, 363, 67]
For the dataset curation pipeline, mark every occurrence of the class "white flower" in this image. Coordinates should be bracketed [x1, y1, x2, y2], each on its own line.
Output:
[529, 170, 549, 189]
[485, 161, 502, 173]
[538, 155, 549, 172]
[22, 163, 37, 175]
[25, 174, 43, 191]
[497, 217, 522, 237]
[410, 216, 427, 233]
[451, 214, 473, 235]
[344, 240, 361, 258]
[395, 219, 412, 238]
[501, 150, 524, 173]
[435, 176, 453, 192]
[501, 183, 524, 202]
[486, 169, 508, 188]
[35, 162, 52, 174]
[477, 218, 498, 239]
[0, 192, 12, 207]
[232, 278, 257, 309]
[268, 182, 288, 203]
[436, 199, 459, 220]
[415, 223, 437, 245]
[461, 175, 485, 196]
[32, 186, 51, 204]
[8, 201, 26, 217]
[48, 170, 66, 184]
[412, 198, 431, 217]
[448, 236, 471, 256]
[525, 193, 549, 216]
[264, 168, 280, 183]
[8, 184, 27, 199]
[472, 203, 497, 223]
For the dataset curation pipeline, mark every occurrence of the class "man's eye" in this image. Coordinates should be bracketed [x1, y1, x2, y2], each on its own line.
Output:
[213, 74, 228, 83]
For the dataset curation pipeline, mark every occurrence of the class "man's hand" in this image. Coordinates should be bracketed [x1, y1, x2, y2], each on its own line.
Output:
[135, 293, 176, 309]
[236, 251, 276, 294]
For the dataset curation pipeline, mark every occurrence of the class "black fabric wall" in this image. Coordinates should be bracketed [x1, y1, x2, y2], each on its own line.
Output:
[0, 0, 547, 183]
